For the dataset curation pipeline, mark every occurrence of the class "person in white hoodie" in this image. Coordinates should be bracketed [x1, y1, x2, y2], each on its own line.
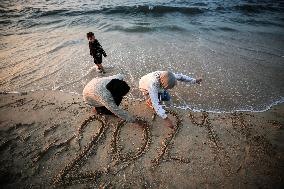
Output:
[139, 71, 202, 129]
[83, 74, 134, 122]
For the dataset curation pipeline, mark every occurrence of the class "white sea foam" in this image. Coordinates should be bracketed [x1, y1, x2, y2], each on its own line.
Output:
[1, 89, 283, 113]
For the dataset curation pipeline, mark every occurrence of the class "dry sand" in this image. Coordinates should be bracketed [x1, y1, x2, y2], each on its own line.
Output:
[0, 90, 283, 188]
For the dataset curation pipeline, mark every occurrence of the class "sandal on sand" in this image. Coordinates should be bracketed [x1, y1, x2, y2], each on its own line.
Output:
[98, 69, 106, 74]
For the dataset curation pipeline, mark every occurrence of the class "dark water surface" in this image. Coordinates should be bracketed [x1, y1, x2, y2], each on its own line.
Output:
[1, 0, 284, 112]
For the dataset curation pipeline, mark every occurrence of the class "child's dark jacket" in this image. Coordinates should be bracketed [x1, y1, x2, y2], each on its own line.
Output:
[89, 39, 107, 58]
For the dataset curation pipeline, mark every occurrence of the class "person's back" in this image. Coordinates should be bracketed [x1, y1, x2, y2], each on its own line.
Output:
[83, 75, 122, 103]
[139, 71, 161, 93]
[83, 74, 133, 122]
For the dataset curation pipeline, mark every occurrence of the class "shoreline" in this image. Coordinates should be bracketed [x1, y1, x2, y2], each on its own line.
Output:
[0, 89, 283, 114]
[0, 90, 283, 188]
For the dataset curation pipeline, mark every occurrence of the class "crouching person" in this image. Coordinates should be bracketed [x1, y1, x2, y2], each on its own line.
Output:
[83, 74, 134, 122]
[139, 71, 202, 129]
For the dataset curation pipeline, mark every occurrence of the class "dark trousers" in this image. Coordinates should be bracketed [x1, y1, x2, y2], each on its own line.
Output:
[158, 90, 171, 101]
[96, 96, 122, 115]
[95, 106, 113, 115]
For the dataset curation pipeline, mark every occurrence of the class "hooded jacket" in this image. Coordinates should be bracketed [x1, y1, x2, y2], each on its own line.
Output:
[83, 74, 132, 122]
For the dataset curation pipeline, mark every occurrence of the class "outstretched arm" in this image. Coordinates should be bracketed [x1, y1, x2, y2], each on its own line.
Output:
[174, 73, 202, 84]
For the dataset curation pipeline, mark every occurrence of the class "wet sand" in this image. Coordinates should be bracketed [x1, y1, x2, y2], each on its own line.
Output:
[0, 90, 283, 188]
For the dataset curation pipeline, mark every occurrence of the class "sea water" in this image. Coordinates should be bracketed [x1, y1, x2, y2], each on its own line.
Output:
[0, 0, 284, 112]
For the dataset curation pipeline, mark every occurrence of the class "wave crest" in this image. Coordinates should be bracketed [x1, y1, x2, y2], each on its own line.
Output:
[100, 5, 206, 15]
[233, 4, 280, 13]
[105, 25, 187, 33]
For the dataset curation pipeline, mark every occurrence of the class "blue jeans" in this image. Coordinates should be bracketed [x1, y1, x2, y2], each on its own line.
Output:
[158, 90, 171, 101]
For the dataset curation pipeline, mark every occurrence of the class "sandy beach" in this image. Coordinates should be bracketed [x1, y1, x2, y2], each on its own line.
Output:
[1, 0, 284, 188]
[0, 90, 283, 188]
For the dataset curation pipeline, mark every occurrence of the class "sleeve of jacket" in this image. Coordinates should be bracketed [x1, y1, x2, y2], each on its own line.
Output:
[174, 73, 196, 84]
[97, 41, 107, 57]
[100, 92, 133, 122]
[89, 42, 94, 56]
[102, 49, 107, 57]
[148, 83, 167, 119]
[100, 47, 107, 57]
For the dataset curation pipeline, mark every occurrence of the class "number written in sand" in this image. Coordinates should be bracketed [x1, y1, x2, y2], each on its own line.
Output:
[54, 112, 189, 187]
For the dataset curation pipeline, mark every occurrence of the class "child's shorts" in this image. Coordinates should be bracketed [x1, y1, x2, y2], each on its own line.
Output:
[94, 54, 102, 64]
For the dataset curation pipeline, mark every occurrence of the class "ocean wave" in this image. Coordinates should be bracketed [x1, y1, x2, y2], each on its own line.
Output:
[217, 26, 238, 32]
[0, 9, 21, 18]
[0, 20, 12, 25]
[47, 39, 83, 54]
[231, 17, 284, 27]
[1, 2, 283, 21]
[105, 25, 187, 33]
[100, 5, 206, 15]
[214, 3, 283, 14]
[7, 5, 206, 18]
[15, 18, 64, 30]
[233, 4, 281, 13]
[105, 25, 153, 33]
[37, 9, 69, 17]
[0, 4, 207, 18]
[55, 5, 206, 17]
[192, 2, 208, 7]
[24, 5, 207, 17]
[200, 26, 238, 32]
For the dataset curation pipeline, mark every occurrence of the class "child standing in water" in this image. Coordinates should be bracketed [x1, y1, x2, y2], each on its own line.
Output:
[87, 32, 107, 73]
